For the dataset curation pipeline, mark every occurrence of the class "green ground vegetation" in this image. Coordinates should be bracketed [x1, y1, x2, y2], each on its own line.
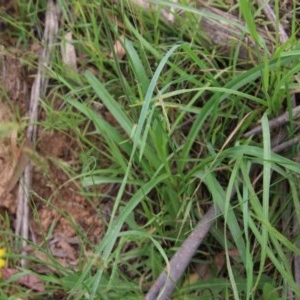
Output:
[1, 0, 300, 299]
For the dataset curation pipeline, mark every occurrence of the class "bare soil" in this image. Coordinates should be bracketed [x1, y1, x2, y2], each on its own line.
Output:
[0, 45, 104, 269]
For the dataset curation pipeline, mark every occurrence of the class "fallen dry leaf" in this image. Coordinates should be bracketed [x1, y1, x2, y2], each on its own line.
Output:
[2, 268, 45, 292]
[61, 32, 77, 71]
[0, 101, 17, 211]
[0, 114, 30, 214]
[109, 34, 126, 59]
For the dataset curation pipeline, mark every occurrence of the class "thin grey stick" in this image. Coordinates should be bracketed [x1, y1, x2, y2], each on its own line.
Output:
[271, 136, 300, 153]
[145, 205, 219, 300]
[15, 0, 60, 267]
[243, 106, 300, 138]
[257, 0, 289, 44]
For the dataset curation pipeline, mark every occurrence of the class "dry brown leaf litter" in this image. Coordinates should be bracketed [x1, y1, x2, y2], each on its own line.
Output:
[0, 48, 104, 267]
[0, 101, 15, 207]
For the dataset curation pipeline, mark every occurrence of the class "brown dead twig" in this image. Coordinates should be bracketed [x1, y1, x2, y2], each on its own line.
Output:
[15, 0, 60, 267]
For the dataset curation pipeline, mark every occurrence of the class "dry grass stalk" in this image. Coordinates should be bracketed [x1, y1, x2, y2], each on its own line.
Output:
[16, 0, 60, 267]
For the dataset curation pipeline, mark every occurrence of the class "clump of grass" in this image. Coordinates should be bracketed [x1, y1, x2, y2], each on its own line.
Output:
[1, 0, 300, 299]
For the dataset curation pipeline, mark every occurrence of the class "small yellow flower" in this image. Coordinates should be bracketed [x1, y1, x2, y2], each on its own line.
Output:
[0, 248, 6, 269]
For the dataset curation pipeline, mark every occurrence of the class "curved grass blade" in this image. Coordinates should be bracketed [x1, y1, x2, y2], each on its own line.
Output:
[254, 113, 271, 290]
[85, 71, 133, 137]
[133, 44, 181, 160]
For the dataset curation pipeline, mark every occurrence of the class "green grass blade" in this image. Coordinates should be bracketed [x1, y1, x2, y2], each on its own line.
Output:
[85, 71, 133, 137]
[239, 0, 266, 48]
[133, 44, 181, 160]
[254, 113, 272, 290]
[240, 161, 254, 300]
[194, 170, 247, 266]
[124, 39, 150, 96]
[224, 159, 242, 299]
